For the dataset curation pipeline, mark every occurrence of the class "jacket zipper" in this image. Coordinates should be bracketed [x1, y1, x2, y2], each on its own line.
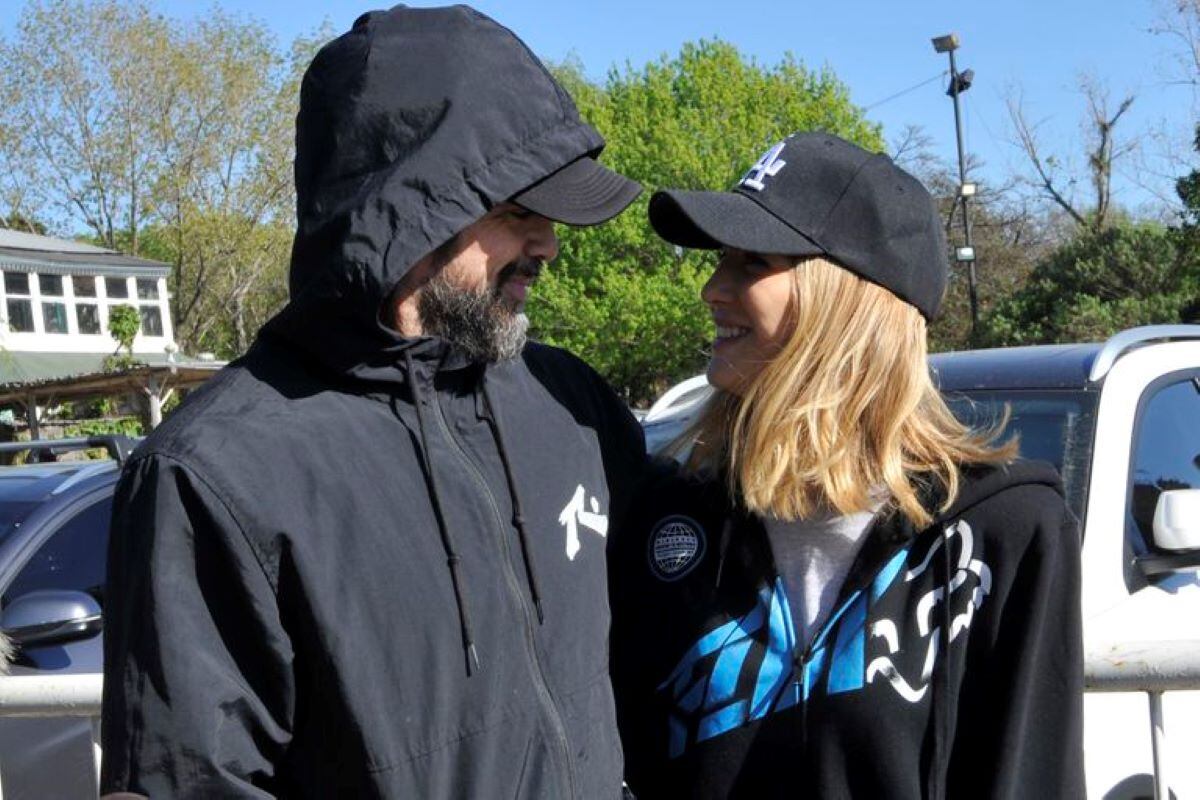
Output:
[765, 511, 914, 763]
[427, 391, 579, 799]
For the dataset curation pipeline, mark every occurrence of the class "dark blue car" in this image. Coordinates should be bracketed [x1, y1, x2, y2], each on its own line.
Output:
[0, 437, 133, 799]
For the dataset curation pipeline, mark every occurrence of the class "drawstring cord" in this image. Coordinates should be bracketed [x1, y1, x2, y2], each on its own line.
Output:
[402, 350, 481, 675]
[481, 379, 546, 624]
[928, 525, 954, 799]
[715, 518, 734, 590]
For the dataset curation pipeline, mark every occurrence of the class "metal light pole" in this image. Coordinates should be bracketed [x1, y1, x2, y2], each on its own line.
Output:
[932, 33, 978, 339]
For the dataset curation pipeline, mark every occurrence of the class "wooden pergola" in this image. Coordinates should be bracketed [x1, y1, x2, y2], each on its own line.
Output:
[0, 361, 224, 437]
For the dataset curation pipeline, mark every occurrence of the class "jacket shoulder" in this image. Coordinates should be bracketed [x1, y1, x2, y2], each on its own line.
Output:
[131, 347, 335, 486]
[517, 341, 637, 429]
[947, 463, 1078, 560]
[521, 340, 603, 384]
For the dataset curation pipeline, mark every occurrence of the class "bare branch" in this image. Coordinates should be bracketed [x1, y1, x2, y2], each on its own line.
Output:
[1006, 94, 1089, 227]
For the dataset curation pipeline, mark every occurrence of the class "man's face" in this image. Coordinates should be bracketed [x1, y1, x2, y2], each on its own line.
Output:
[434, 202, 558, 312]
[392, 202, 559, 361]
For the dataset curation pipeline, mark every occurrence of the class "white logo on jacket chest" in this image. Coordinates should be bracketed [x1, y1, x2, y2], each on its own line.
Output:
[558, 484, 608, 560]
[648, 516, 706, 581]
[865, 519, 991, 703]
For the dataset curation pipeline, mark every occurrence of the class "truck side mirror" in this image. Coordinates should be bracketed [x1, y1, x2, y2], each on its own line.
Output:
[1152, 489, 1200, 551]
[1137, 488, 1200, 577]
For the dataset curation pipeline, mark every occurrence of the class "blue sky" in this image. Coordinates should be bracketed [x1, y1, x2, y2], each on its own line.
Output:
[2, 0, 1195, 213]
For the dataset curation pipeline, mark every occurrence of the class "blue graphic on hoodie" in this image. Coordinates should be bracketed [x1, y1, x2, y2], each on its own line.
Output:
[658, 547, 912, 758]
[658, 519, 996, 758]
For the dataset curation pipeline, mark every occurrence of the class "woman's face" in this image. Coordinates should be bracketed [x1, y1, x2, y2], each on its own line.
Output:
[701, 248, 796, 394]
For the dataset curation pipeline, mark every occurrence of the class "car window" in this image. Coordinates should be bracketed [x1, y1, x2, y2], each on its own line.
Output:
[943, 390, 1097, 522]
[1, 496, 112, 609]
[1128, 374, 1200, 550]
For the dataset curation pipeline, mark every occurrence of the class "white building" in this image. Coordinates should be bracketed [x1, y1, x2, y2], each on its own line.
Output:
[0, 228, 176, 382]
[0, 229, 226, 433]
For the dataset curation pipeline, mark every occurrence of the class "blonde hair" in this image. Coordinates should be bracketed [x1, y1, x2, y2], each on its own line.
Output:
[673, 256, 1016, 528]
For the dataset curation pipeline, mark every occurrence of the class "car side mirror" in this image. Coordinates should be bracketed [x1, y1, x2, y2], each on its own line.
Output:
[1152, 489, 1200, 551]
[1137, 489, 1200, 577]
[0, 590, 102, 648]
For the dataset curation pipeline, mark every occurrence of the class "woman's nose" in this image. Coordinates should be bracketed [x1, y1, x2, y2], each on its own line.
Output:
[701, 257, 735, 305]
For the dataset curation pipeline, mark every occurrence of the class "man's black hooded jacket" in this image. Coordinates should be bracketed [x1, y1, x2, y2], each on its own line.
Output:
[100, 7, 645, 798]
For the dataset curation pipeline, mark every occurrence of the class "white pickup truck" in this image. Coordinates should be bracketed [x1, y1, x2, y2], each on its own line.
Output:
[640, 325, 1200, 800]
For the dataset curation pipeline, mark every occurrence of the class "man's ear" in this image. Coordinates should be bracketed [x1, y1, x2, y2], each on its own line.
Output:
[385, 229, 465, 334]
[384, 255, 431, 336]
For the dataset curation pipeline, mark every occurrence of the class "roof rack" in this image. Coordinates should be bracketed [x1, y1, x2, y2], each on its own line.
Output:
[0, 435, 137, 465]
[1089, 325, 1200, 383]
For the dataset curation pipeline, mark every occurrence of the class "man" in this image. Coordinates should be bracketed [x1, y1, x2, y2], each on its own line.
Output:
[100, 6, 645, 798]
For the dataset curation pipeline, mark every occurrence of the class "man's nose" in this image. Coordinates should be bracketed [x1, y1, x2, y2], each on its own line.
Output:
[526, 216, 559, 263]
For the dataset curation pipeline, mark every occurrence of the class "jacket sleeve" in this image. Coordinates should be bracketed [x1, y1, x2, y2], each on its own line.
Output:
[947, 488, 1085, 799]
[593, 380, 648, 534]
[101, 453, 294, 799]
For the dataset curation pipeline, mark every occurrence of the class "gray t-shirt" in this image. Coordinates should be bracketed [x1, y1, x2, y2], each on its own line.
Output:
[763, 508, 878, 649]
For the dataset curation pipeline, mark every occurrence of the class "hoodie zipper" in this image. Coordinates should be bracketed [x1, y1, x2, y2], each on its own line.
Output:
[427, 389, 579, 799]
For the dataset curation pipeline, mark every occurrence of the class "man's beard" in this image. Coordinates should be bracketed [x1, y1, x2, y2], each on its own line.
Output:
[416, 261, 539, 362]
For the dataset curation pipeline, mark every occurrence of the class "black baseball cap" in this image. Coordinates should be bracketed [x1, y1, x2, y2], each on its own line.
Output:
[648, 132, 948, 320]
[512, 155, 642, 226]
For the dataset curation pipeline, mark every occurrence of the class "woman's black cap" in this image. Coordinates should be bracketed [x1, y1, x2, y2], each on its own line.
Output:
[649, 132, 949, 320]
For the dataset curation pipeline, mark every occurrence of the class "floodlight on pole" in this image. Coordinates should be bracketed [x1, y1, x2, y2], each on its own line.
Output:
[931, 33, 960, 53]
[931, 31, 980, 340]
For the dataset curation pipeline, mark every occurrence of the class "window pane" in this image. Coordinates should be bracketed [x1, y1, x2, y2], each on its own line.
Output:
[37, 273, 63, 296]
[136, 278, 158, 300]
[105, 277, 128, 298]
[76, 303, 101, 334]
[41, 301, 68, 333]
[3, 272, 29, 296]
[139, 305, 163, 337]
[72, 276, 97, 297]
[5, 299, 33, 332]
[1129, 376, 1200, 548]
[2, 497, 112, 609]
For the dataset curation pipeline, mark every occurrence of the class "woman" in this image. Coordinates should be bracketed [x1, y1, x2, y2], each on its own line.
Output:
[610, 133, 1083, 799]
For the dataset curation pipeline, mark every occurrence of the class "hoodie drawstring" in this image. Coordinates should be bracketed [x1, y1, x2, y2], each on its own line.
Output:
[481, 379, 546, 624]
[402, 350, 481, 675]
[927, 525, 954, 799]
[714, 518, 734, 590]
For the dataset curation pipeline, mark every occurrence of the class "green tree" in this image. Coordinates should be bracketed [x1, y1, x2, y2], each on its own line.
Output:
[979, 220, 1199, 345]
[107, 304, 141, 355]
[0, 0, 178, 252]
[152, 20, 325, 357]
[0, 1, 327, 360]
[535, 41, 883, 404]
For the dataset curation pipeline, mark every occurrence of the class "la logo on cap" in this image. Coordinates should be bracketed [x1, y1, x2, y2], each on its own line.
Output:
[740, 141, 787, 192]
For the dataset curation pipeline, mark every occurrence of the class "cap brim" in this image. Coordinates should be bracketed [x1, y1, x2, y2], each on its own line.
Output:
[649, 189, 825, 256]
[511, 157, 642, 226]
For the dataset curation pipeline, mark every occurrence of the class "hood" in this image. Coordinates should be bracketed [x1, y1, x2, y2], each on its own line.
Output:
[935, 459, 1064, 524]
[264, 5, 607, 383]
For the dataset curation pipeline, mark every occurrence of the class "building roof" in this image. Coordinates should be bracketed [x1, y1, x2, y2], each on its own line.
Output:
[0, 351, 224, 405]
[0, 228, 169, 277]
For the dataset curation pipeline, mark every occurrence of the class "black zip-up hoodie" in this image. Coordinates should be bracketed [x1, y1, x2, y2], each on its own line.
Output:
[100, 7, 644, 798]
[611, 460, 1084, 799]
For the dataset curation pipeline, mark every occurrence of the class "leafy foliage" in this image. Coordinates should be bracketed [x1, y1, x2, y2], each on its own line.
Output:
[979, 221, 1199, 345]
[101, 354, 148, 373]
[0, 0, 326, 360]
[106, 305, 141, 356]
[534, 42, 882, 403]
[64, 417, 144, 460]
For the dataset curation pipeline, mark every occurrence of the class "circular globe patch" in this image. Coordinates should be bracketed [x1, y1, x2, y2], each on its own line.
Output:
[648, 516, 706, 581]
